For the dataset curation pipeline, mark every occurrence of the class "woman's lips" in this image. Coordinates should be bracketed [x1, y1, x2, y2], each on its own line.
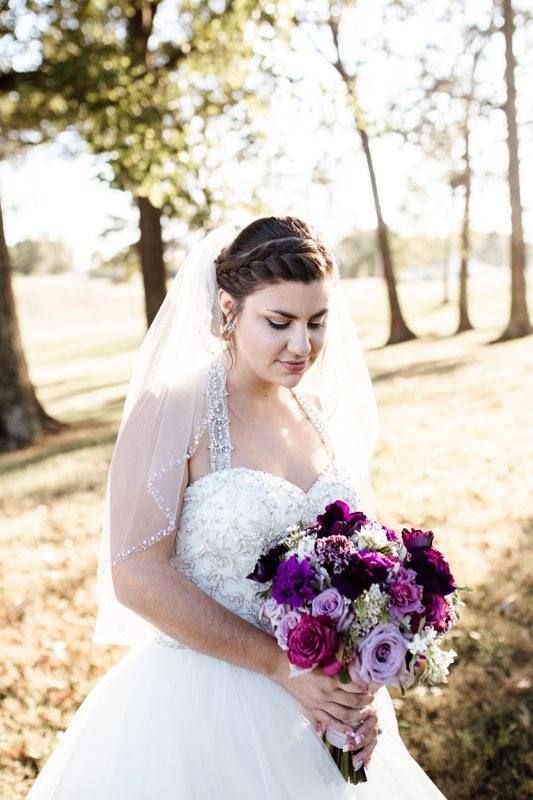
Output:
[279, 360, 306, 372]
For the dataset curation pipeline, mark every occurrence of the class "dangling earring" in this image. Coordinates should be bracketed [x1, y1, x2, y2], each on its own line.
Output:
[222, 318, 237, 337]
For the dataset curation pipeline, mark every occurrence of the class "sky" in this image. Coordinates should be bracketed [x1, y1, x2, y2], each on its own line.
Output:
[1, 0, 531, 271]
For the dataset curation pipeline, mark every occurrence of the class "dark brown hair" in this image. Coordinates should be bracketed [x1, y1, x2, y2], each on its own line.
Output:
[215, 216, 336, 340]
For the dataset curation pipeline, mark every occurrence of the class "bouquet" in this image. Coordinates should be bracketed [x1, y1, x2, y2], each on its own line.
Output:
[247, 500, 465, 784]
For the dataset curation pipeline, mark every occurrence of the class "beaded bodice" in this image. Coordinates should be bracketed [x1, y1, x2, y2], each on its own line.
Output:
[153, 355, 360, 649]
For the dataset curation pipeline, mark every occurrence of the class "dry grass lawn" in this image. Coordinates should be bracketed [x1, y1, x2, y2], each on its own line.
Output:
[1, 270, 532, 799]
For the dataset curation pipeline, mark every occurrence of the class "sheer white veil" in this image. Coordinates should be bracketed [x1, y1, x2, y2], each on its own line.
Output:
[93, 215, 380, 646]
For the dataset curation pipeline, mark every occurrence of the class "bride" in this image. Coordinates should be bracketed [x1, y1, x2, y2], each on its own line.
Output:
[26, 215, 447, 798]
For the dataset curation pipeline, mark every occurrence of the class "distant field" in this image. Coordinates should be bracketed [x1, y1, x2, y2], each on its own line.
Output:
[1, 271, 532, 799]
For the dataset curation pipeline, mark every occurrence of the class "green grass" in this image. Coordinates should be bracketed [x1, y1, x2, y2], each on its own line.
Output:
[1, 271, 532, 798]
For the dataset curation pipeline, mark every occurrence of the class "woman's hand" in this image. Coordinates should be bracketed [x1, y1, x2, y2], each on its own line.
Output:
[272, 655, 381, 768]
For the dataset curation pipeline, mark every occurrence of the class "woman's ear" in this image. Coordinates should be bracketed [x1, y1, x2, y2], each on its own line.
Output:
[218, 288, 235, 320]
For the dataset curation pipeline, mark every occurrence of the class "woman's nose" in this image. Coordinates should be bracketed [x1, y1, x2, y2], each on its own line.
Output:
[287, 325, 312, 357]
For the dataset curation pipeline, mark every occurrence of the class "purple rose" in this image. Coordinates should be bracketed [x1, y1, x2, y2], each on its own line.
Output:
[387, 566, 425, 619]
[311, 588, 354, 631]
[351, 623, 410, 687]
[423, 591, 450, 633]
[271, 555, 317, 608]
[315, 500, 369, 539]
[401, 527, 434, 552]
[247, 542, 289, 583]
[408, 547, 456, 596]
[259, 598, 287, 627]
[331, 550, 394, 600]
[287, 613, 338, 669]
[275, 610, 302, 648]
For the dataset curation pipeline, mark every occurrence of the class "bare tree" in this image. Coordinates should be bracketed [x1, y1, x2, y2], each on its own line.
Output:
[294, 2, 416, 345]
[494, 0, 531, 340]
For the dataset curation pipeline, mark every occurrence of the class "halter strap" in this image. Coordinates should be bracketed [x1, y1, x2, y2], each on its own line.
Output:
[206, 353, 335, 474]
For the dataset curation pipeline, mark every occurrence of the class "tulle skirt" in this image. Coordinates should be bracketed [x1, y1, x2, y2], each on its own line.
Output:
[26, 639, 447, 799]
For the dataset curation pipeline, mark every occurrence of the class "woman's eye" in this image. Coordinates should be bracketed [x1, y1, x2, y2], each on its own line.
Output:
[267, 320, 325, 330]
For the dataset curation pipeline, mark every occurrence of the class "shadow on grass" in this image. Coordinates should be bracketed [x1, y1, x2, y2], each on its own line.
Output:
[397, 517, 533, 800]
[0, 424, 118, 477]
[372, 355, 472, 383]
[42, 379, 128, 405]
[34, 336, 140, 367]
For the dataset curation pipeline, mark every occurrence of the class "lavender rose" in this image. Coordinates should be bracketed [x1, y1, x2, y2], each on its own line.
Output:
[259, 598, 287, 627]
[352, 623, 410, 687]
[287, 613, 338, 670]
[271, 555, 317, 608]
[275, 610, 302, 649]
[387, 566, 425, 619]
[310, 588, 354, 632]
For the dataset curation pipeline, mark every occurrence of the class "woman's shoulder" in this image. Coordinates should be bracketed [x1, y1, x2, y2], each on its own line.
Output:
[296, 386, 323, 414]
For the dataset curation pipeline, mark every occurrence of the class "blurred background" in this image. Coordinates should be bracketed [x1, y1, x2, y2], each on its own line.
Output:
[0, 1, 531, 798]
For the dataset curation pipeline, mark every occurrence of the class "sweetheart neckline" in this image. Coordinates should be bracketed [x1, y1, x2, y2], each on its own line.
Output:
[184, 458, 337, 499]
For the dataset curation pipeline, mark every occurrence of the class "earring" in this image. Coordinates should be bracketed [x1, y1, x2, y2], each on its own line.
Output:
[222, 318, 237, 336]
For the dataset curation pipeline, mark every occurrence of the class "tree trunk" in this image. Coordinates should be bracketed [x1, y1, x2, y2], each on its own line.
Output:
[0, 195, 63, 451]
[495, 0, 531, 341]
[136, 195, 167, 327]
[358, 128, 416, 345]
[456, 102, 473, 334]
[442, 233, 451, 306]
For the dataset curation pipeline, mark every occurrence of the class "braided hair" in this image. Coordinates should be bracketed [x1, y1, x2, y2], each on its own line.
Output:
[215, 216, 335, 331]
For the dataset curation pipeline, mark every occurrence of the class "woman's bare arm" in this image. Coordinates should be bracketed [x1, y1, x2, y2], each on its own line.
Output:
[113, 542, 378, 747]
[113, 543, 283, 680]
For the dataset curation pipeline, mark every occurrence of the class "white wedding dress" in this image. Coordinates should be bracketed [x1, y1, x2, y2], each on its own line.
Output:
[26, 358, 447, 799]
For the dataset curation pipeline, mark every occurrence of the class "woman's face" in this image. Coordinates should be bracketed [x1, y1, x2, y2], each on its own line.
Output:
[218, 278, 332, 387]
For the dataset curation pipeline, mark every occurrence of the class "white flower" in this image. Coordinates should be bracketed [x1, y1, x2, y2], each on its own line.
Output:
[424, 642, 457, 684]
[357, 521, 390, 550]
[351, 584, 390, 637]
[296, 536, 319, 562]
[406, 626, 438, 656]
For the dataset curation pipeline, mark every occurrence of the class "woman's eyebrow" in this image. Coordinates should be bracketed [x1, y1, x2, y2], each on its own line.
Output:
[266, 307, 329, 319]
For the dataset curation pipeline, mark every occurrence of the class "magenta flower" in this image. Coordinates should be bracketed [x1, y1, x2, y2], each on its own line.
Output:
[387, 567, 425, 619]
[401, 527, 434, 552]
[409, 546, 456, 596]
[271, 556, 317, 608]
[332, 550, 394, 600]
[247, 542, 289, 583]
[423, 591, 451, 632]
[287, 613, 338, 669]
[315, 500, 368, 539]
[383, 525, 398, 542]
[315, 535, 357, 571]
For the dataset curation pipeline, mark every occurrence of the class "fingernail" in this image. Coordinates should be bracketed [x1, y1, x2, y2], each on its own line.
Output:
[354, 734, 364, 746]
[352, 759, 364, 771]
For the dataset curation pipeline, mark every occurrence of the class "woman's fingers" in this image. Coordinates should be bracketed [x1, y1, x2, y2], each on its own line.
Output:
[321, 701, 374, 727]
[350, 711, 379, 746]
[341, 672, 369, 693]
[329, 687, 373, 708]
[312, 709, 362, 737]
[352, 739, 377, 770]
